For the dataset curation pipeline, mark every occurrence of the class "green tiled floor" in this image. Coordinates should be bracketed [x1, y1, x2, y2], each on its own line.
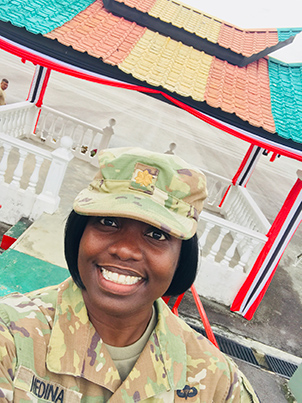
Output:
[0, 249, 69, 296]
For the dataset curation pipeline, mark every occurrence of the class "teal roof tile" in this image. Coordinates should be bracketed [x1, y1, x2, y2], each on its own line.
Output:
[269, 58, 302, 143]
[0, 0, 95, 34]
[277, 28, 302, 42]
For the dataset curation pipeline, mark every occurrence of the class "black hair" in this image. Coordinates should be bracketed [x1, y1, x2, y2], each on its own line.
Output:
[64, 210, 199, 297]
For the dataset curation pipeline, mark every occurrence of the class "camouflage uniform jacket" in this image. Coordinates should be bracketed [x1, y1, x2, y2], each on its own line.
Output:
[0, 277, 259, 402]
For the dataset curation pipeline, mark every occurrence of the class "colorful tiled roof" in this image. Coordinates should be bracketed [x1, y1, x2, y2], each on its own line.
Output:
[104, 0, 301, 65]
[0, 0, 302, 149]
[45, 0, 276, 133]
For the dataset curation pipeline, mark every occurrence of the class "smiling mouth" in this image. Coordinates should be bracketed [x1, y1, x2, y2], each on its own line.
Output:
[101, 268, 142, 285]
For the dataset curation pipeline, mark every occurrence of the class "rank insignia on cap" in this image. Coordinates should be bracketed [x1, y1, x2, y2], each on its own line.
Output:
[130, 162, 159, 195]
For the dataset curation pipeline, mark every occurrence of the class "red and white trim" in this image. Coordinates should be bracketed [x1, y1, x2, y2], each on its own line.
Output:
[231, 170, 302, 319]
[27, 65, 51, 107]
[232, 144, 263, 187]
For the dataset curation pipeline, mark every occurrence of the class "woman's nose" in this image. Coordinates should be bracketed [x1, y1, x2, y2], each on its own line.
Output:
[107, 231, 143, 261]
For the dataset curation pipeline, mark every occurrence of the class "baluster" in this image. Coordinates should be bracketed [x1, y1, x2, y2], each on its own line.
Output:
[2, 114, 8, 133]
[17, 109, 24, 137]
[56, 119, 66, 144]
[27, 155, 44, 193]
[46, 113, 57, 143]
[0, 143, 12, 183]
[238, 204, 247, 226]
[99, 118, 115, 150]
[35, 112, 44, 139]
[4, 112, 10, 134]
[208, 227, 229, 261]
[205, 181, 215, 206]
[85, 129, 94, 158]
[246, 215, 254, 230]
[77, 125, 85, 153]
[244, 207, 254, 229]
[225, 194, 239, 222]
[8, 111, 14, 135]
[69, 123, 76, 145]
[11, 149, 28, 189]
[234, 239, 259, 272]
[220, 233, 244, 266]
[13, 110, 20, 137]
[198, 222, 215, 250]
[235, 198, 246, 225]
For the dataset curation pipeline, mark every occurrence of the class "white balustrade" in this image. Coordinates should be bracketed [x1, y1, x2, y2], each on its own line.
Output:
[0, 133, 73, 225]
[0, 101, 40, 138]
[33, 105, 116, 166]
[195, 210, 268, 306]
[198, 210, 267, 272]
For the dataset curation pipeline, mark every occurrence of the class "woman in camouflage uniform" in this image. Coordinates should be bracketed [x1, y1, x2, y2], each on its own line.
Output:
[0, 147, 259, 402]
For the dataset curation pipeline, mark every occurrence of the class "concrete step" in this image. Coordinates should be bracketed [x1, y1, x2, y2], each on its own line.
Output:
[0, 248, 69, 296]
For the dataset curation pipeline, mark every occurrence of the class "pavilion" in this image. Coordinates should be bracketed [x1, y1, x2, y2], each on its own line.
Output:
[0, 0, 301, 319]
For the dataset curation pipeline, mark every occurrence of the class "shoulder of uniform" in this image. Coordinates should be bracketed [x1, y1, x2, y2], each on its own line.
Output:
[0, 279, 70, 326]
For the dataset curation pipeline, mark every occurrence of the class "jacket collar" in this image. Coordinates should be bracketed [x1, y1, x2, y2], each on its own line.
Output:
[47, 278, 187, 398]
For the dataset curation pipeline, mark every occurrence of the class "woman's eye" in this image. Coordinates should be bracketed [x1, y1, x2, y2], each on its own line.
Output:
[99, 217, 118, 227]
[146, 229, 168, 241]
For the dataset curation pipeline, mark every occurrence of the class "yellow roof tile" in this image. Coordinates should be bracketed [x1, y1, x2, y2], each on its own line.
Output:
[119, 29, 212, 101]
[149, 0, 221, 43]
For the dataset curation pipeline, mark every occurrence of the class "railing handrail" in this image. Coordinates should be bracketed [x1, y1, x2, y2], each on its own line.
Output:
[200, 167, 232, 184]
[0, 132, 52, 160]
[200, 210, 268, 243]
[40, 105, 105, 133]
[0, 101, 32, 112]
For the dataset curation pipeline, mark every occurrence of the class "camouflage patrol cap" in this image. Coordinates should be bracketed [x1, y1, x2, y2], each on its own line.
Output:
[73, 147, 207, 239]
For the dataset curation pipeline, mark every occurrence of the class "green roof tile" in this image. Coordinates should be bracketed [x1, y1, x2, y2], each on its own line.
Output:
[269, 58, 302, 143]
[0, 0, 95, 34]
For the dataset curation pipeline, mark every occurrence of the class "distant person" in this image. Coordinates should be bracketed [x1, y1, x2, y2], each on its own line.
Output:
[164, 142, 177, 154]
[0, 78, 9, 105]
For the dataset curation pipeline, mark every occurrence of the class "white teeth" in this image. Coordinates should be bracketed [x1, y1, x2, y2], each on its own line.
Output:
[101, 268, 142, 285]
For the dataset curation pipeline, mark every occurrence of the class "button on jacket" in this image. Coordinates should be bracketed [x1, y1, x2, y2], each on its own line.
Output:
[0, 277, 259, 402]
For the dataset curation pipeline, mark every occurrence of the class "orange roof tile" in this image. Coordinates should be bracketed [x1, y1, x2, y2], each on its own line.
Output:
[204, 57, 276, 133]
[218, 25, 279, 58]
[45, 1, 146, 65]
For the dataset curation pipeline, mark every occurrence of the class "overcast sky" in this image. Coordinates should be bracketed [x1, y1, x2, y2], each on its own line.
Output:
[182, 0, 302, 63]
